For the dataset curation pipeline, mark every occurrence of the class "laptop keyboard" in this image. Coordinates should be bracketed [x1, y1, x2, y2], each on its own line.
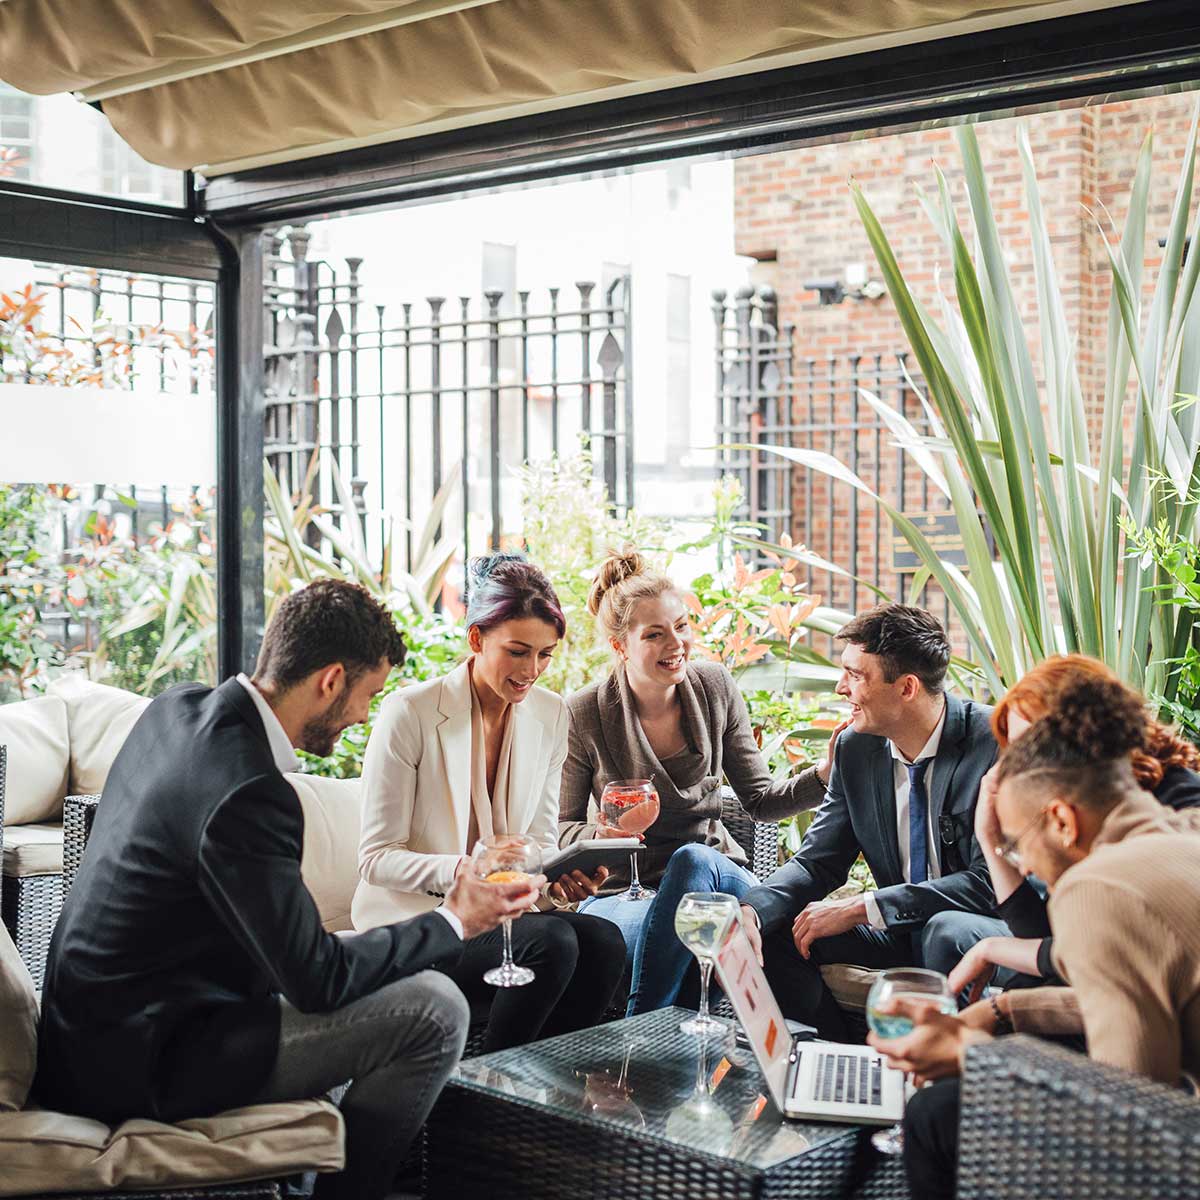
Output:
[809, 1052, 884, 1107]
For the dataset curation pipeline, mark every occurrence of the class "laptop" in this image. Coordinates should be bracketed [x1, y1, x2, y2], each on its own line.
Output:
[714, 925, 907, 1125]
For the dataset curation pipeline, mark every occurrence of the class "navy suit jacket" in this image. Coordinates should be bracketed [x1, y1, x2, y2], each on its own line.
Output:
[744, 694, 998, 935]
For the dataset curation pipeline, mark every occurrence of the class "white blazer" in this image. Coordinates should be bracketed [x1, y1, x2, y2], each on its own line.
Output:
[351, 659, 568, 929]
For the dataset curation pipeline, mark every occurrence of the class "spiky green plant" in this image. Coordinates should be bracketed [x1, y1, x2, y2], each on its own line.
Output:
[741, 117, 1200, 701]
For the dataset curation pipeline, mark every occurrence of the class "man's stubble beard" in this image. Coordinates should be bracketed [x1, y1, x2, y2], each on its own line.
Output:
[299, 689, 352, 757]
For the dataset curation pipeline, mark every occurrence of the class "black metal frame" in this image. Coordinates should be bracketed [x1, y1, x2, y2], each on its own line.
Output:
[4, 0, 1200, 674]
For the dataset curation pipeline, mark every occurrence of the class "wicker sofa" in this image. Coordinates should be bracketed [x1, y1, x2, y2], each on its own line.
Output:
[0, 678, 150, 986]
[957, 1034, 1200, 1200]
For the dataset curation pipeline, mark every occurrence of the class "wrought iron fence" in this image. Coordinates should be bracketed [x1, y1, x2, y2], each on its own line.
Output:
[262, 227, 633, 579]
[0, 262, 216, 684]
[713, 284, 955, 637]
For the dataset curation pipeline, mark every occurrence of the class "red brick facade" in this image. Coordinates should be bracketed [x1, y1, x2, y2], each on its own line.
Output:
[732, 95, 1198, 621]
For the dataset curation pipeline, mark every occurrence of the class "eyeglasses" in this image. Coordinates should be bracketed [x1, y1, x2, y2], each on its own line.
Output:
[994, 806, 1050, 870]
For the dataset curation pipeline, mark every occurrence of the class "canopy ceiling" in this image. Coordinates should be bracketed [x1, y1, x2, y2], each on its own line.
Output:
[0, 0, 1150, 177]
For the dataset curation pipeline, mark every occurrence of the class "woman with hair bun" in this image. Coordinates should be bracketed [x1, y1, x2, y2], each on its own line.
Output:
[560, 547, 828, 1016]
[352, 552, 625, 1051]
[870, 675, 1200, 1200]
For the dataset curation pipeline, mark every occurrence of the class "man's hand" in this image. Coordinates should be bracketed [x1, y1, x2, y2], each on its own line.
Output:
[959, 995, 1004, 1034]
[443, 860, 545, 941]
[866, 996, 986, 1086]
[948, 937, 999, 1004]
[739, 904, 764, 966]
[791, 896, 867, 959]
[548, 866, 609, 906]
[816, 716, 853, 785]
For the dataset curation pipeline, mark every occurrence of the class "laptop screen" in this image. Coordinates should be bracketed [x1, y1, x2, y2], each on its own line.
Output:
[714, 924, 792, 1111]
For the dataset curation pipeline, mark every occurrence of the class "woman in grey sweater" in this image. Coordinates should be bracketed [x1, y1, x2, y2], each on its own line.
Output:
[560, 548, 835, 1016]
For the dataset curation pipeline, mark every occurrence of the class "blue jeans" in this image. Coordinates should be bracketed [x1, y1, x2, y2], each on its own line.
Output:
[580, 843, 756, 1016]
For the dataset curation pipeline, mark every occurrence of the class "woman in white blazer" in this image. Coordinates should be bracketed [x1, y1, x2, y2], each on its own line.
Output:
[352, 554, 626, 1051]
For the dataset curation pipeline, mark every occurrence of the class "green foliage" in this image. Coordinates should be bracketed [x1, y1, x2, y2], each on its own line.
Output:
[518, 451, 670, 696]
[743, 116, 1200, 701]
[1124, 504, 1200, 743]
[0, 484, 61, 701]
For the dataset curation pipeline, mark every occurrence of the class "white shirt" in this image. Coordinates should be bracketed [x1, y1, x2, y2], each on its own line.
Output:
[862, 702, 947, 930]
[236, 673, 300, 774]
[235, 673, 464, 940]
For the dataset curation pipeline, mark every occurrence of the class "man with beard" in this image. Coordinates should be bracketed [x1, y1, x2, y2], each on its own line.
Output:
[36, 580, 537, 1200]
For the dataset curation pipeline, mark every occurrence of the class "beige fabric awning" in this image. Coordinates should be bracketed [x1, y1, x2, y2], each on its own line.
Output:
[0, 0, 1149, 176]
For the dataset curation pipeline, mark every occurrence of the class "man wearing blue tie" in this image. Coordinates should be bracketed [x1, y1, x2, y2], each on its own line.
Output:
[741, 604, 998, 1040]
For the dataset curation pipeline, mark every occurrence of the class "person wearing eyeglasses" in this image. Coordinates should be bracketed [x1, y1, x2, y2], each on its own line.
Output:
[929, 654, 1200, 997]
[868, 674, 1200, 1200]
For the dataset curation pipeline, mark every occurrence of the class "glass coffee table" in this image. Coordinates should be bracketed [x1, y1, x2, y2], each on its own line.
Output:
[425, 1008, 906, 1199]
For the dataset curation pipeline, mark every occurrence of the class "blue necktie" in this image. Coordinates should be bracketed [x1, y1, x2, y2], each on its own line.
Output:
[907, 759, 931, 884]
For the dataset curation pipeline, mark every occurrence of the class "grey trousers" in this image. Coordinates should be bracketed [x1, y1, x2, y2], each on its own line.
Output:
[253, 970, 470, 1200]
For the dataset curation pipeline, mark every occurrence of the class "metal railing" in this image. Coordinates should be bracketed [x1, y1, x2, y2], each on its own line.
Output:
[262, 227, 633, 573]
[714, 284, 955, 633]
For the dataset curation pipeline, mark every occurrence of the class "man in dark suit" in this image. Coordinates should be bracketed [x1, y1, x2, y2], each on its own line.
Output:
[36, 580, 537, 1200]
[741, 604, 998, 1039]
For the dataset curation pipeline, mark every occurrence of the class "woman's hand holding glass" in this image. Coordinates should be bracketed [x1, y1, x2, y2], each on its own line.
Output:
[470, 834, 544, 987]
[598, 779, 660, 902]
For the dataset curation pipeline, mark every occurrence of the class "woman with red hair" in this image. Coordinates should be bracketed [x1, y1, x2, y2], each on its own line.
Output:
[925, 653, 1200, 991]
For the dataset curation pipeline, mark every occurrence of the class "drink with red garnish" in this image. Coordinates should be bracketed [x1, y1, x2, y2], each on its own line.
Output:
[599, 779, 660, 901]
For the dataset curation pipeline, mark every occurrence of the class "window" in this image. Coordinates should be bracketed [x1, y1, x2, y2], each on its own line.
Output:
[0, 85, 184, 205]
[0, 84, 35, 181]
[666, 273, 692, 457]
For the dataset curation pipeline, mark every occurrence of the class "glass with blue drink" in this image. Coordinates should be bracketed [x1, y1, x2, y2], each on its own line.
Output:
[866, 967, 956, 1156]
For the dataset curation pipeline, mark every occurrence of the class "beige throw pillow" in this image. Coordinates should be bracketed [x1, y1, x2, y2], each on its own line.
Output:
[0, 922, 38, 1112]
[48, 676, 151, 797]
[0, 695, 70, 825]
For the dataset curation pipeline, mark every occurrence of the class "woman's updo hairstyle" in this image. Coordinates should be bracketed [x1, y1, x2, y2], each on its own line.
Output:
[465, 552, 566, 639]
[587, 547, 679, 646]
[996, 676, 1149, 809]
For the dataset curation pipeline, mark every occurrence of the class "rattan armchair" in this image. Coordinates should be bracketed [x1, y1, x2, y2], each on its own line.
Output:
[0, 743, 68, 988]
[957, 1034, 1200, 1200]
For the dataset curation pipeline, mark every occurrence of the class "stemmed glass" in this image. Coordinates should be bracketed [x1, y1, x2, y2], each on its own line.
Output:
[599, 779, 660, 902]
[664, 1017, 735, 1153]
[471, 833, 542, 988]
[865, 967, 957, 1155]
[674, 891, 740, 1036]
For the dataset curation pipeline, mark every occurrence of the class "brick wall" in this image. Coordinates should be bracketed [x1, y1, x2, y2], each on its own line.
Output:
[731, 94, 1199, 626]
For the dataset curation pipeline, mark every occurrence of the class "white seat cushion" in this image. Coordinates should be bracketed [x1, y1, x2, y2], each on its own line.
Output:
[0, 922, 37, 1111]
[0, 1100, 344, 1196]
[819, 963, 880, 1013]
[289, 774, 363, 933]
[48, 676, 151, 797]
[0, 695, 70, 825]
[1, 823, 63, 878]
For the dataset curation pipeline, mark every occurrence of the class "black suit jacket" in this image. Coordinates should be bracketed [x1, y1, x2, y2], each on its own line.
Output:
[35, 678, 463, 1123]
[744, 694, 998, 935]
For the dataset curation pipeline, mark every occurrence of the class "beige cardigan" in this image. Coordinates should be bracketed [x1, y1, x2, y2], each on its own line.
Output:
[1003, 792, 1200, 1086]
[560, 659, 825, 888]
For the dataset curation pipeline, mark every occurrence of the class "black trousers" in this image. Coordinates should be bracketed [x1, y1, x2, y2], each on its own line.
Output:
[441, 909, 627, 1052]
[760, 922, 916, 1040]
[903, 1078, 961, 1200]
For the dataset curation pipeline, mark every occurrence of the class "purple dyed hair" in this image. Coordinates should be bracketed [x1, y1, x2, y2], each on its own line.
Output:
[465, 553, 566, 639]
